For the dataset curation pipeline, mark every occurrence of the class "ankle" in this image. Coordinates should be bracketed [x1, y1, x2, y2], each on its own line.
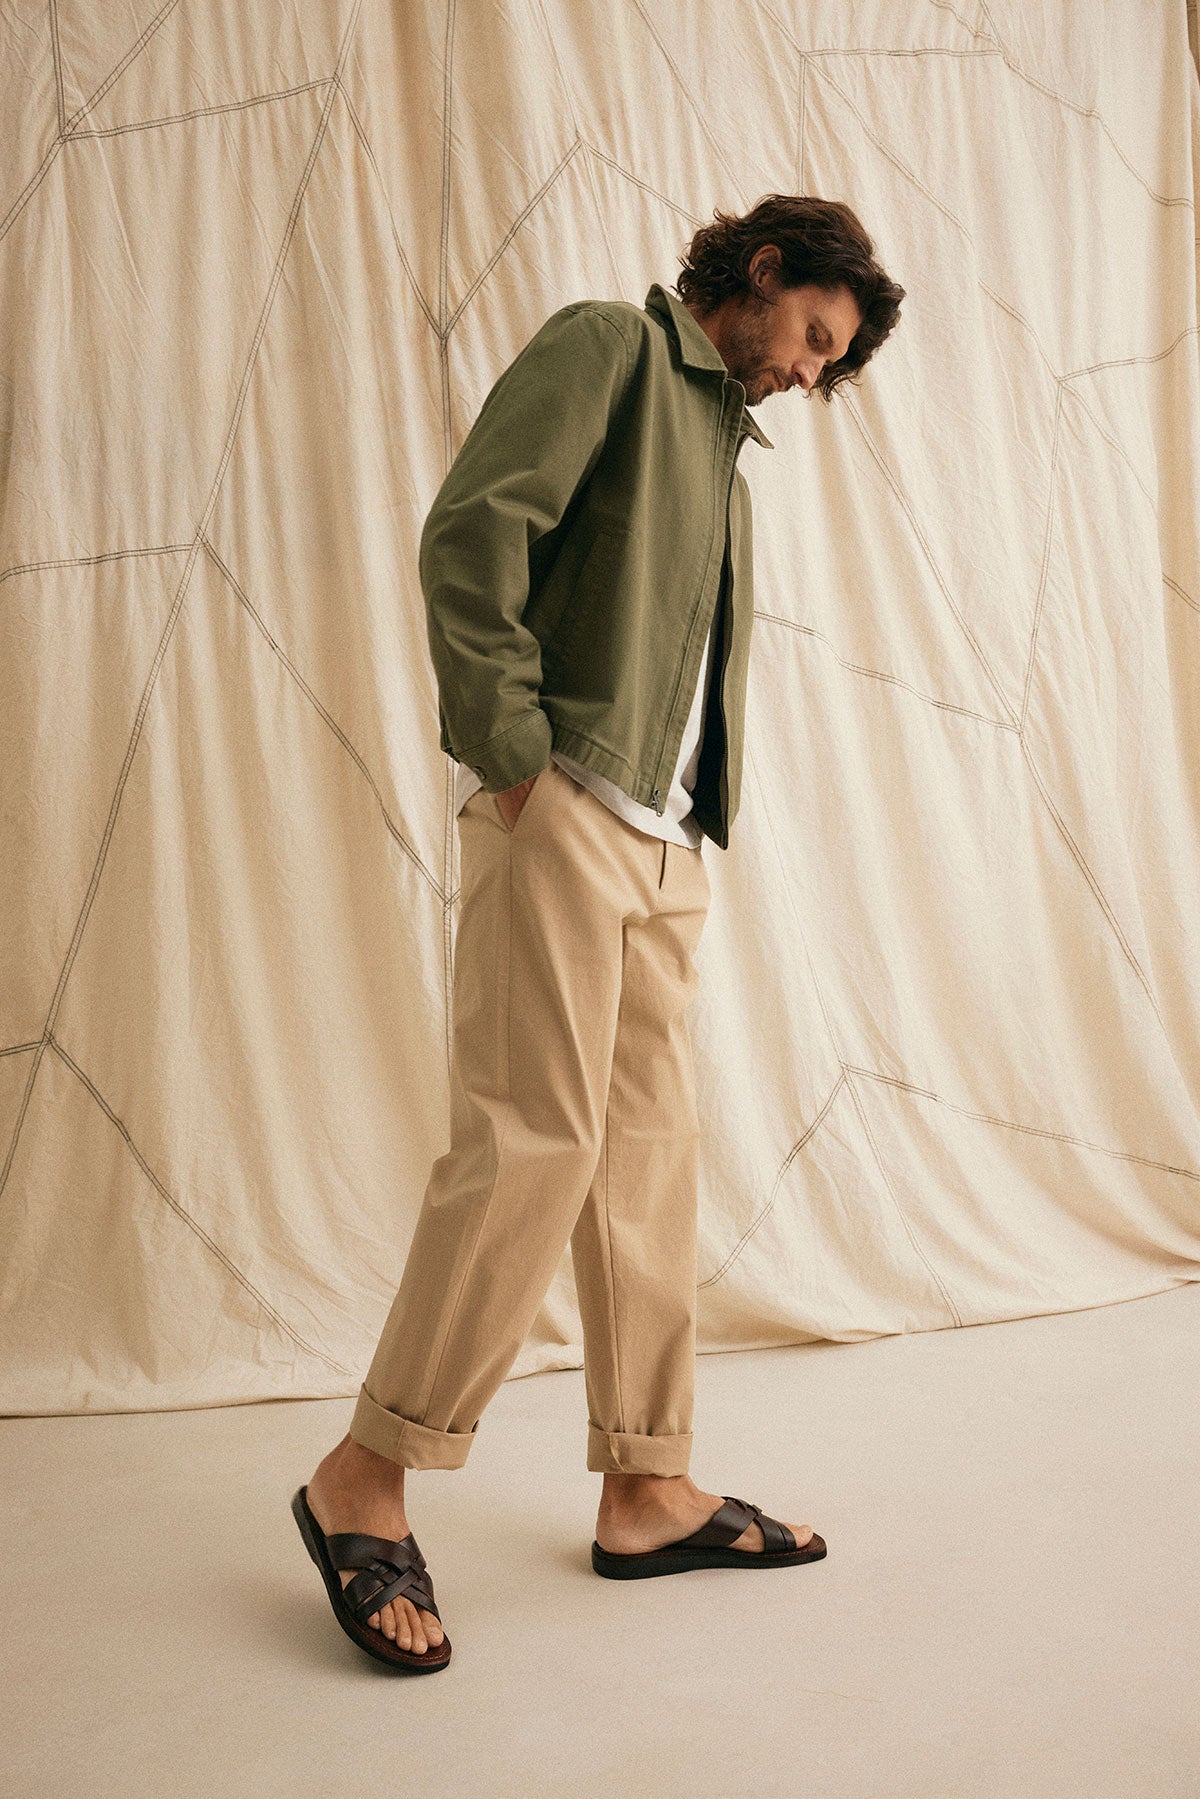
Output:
[598, 1471, 695, 1514]
[319, 1432, 407, 1500]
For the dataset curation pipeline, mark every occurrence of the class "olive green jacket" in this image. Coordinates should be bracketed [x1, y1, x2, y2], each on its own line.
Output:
[418, 282, 773, 849]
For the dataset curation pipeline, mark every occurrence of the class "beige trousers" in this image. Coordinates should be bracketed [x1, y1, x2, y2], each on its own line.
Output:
[348, 757, 711, 1476]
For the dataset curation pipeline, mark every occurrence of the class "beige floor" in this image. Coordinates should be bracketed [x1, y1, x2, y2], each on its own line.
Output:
[2, 1283, 1197, 1799]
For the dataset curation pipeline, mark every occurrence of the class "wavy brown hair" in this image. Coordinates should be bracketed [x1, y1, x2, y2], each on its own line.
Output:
[675, 194, 905, 403]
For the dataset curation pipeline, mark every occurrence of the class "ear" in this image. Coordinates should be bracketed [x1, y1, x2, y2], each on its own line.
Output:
[748, 242, 783, 297]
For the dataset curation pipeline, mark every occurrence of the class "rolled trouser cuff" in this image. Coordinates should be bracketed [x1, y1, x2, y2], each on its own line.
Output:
[587, 1424, 693, 1475]
[349, 1385, 476, 1470]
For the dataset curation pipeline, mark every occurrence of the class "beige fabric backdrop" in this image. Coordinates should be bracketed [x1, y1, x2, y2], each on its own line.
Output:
[2, 1, 1199, 1415]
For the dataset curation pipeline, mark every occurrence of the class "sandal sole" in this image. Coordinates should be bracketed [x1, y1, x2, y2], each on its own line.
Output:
[591, 1531, 827, 1580]
[291, 1486, 452, 1673]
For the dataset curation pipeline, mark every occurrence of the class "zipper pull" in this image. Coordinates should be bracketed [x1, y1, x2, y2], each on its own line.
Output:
[651, 787, 663, 816]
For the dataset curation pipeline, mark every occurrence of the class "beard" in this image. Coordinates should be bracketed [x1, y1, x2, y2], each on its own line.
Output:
[720, 292, 785, 406]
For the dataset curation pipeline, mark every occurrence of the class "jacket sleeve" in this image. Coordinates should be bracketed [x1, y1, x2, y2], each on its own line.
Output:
[418, 304, 632, 792]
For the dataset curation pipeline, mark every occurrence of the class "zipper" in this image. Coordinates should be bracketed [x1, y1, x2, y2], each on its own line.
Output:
[711, 420, 744, 839]
[647, 399, 741, 823]
[713, 511, 733, 833]
[651, 397, 743, 818]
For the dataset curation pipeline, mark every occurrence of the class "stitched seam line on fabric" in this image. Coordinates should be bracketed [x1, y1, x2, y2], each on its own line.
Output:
[1022, 738, 1160, 1016]
[461, 712, 549, 756]
[846, 1073, 965, 1325]
[201, 538, 446, 903]
[922, 0, 996, 46]
[66, 78, 330, 141]
[752, 611, 1017, 727]
[696, 746, 849, 1292]
[628, 0, 745, 199]
[977, 0, 1197, 206]
[0, 543, 191, 587]
[583, 145, 699, 224]
[550, 728, 637, 776]
[7, 0, 180, 239]
[48, 0, 66, 136]
[1017, 383, 1064, 737]
[48, 1034, 358, 1375]
[0, 1, 362, 1223]
[699, 1074, 843, 1290]
[848, 1067, 1200, 1178]
[443, 140, 583, 337]
[336, 75, 437, 333]
[60, 0, 182, 138]
[1065, 323, 1200, 379]
[1060, 381, 1159, 517]
[843, 395, 1020, 727]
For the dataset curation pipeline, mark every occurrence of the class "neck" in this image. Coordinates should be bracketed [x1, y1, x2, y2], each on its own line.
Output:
[682, 296, 730, 367]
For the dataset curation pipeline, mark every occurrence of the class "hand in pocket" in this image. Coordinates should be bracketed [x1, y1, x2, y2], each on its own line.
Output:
[494, 770, 540, 831]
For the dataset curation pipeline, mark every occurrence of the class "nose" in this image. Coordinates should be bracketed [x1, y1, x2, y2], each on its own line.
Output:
[793, 360, 822, 392]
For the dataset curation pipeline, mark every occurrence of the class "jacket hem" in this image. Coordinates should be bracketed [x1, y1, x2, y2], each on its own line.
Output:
[545, 723, 644, 799]
[545, 721, 731, 849]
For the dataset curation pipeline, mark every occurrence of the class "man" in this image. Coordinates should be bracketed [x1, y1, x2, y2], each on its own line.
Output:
[292, 195, 905, 1671]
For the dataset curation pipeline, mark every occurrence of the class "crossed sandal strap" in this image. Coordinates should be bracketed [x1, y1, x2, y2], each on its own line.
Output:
[675, 1495, 798, 1554]
[325, 1530, 441, 1626]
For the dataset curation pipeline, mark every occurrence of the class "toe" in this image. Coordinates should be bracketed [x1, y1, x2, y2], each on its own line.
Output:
[330, 1560, 445, 1653]
[339, 1571, 388, 1636]
[394, 1601, 443, 1654]
[728, 1516, 815, 1551]
[403, 1599, 426, 1653]
[765, 1519, 816, 1549]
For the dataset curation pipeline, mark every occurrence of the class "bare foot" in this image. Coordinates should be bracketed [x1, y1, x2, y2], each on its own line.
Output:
[305, 1434, 445, 1655]
[594, 1472, 814, 1555]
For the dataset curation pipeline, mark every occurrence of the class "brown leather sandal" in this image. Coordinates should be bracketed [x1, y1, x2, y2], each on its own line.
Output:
[591, 1494, 827, 1580]
[291, 1485, 452, 1672]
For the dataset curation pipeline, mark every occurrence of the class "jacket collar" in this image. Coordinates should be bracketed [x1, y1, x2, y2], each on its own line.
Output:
[644, 282, 774, 451]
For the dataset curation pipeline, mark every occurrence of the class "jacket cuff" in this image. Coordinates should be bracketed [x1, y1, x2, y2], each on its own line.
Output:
[461, 708, 553, 792]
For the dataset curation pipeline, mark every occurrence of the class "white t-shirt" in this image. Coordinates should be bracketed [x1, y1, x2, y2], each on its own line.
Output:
[453, 593, 720, 847]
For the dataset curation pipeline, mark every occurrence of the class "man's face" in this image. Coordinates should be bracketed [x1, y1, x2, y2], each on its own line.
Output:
[713, 260, 863, 407]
